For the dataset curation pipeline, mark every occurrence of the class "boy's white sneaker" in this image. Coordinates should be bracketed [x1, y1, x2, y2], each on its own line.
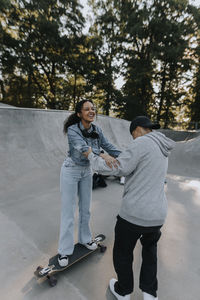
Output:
[109, 278, 131, 300]
[143, 291, 158, 300]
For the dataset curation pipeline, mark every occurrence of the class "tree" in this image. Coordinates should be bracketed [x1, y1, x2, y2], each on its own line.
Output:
[151, 0, 194, 128]
[0, 0, 86, 108]
[115, 0, 156, 120]
[114, 0, 194, 126]
[189, 5, 200, 127]
[88, 0, 123, 115]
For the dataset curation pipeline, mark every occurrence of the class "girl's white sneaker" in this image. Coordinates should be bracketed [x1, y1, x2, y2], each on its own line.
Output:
[58, 254, 69, 267]
[83, 241, 97, 250]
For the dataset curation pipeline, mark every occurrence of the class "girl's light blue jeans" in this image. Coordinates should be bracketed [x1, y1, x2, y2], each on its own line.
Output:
[58, 159, 93, 256]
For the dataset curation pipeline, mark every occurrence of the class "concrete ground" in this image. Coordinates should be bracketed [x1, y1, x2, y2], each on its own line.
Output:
[0, 106, 199, 300]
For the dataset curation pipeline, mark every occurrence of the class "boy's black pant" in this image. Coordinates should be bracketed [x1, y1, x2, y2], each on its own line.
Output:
[113, 215, 162, 298]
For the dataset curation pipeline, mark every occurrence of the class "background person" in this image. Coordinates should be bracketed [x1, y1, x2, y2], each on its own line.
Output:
[84, 116, 175, 300]
[58, 99, 121, 267]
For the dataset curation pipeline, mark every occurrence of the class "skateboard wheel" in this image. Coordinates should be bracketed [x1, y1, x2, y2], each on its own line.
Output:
[100, 245, 107, 253]
[48, 276, 57, 287]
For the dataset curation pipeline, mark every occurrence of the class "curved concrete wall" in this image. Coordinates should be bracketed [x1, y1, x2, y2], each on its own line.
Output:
[0, 107, 132, 190]
[1, 106, 200, 189]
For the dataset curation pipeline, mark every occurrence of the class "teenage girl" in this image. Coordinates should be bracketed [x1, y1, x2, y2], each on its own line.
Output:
[58, 99, 121, 267]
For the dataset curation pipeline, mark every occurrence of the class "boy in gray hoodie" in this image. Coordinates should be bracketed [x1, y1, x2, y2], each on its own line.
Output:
[84, 116, 175, 300]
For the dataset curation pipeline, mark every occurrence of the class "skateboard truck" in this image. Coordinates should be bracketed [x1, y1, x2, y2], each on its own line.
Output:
[39, 267, 52, 276]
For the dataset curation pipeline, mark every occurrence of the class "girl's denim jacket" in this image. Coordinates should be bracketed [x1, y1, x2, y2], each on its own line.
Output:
[67, 122, 121, 166]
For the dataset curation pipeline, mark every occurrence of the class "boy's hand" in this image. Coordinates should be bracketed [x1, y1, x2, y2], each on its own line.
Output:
[100, 153, 119, 169]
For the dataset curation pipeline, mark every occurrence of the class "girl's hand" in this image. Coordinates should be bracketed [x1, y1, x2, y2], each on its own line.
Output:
[83, 147, 92, 158]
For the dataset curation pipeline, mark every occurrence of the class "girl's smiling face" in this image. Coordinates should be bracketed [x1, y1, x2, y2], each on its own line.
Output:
[78, 101, 96, 124]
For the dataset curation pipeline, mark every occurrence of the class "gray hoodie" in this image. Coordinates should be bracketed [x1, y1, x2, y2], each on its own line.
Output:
[88, 131, 175, 227]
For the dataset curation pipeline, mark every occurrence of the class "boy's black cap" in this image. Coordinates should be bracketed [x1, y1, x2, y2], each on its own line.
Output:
[130, 116, 160, 134]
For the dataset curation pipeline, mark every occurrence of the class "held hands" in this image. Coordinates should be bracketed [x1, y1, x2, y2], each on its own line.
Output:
[83, 147, 119, 169]
[100, 153, 119, 169]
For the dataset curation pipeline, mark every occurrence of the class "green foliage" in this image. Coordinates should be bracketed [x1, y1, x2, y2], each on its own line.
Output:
[113, 0, 196, 126]
[0, 0, 86, 108]
[87, 0, 125, 115]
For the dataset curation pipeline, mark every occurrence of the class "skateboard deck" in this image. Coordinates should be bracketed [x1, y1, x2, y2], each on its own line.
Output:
[34, 234, 106, 286]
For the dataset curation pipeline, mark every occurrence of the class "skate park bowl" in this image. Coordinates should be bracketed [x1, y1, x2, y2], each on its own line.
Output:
[0, 105, 200, 300]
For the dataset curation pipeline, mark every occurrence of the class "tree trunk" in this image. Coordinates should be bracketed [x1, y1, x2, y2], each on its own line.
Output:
[164, 99, 170, 128]
[0, 80, 6, 101]
[73, 72, 77, 110]
[157, 64, 166, 122]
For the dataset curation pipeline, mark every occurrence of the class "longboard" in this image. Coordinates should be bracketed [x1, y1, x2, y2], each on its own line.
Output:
[34, 234, 106, 286]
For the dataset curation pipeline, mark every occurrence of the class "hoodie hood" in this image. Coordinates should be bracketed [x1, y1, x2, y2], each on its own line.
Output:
[145, 131, 176, 157]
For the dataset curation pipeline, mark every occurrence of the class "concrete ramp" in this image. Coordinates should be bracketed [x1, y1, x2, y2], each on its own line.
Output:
[1, 107, 200, 300]
[168, 134, 200, 177]
[160, 128, 200, 142]
[0, 108, 132, 189]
